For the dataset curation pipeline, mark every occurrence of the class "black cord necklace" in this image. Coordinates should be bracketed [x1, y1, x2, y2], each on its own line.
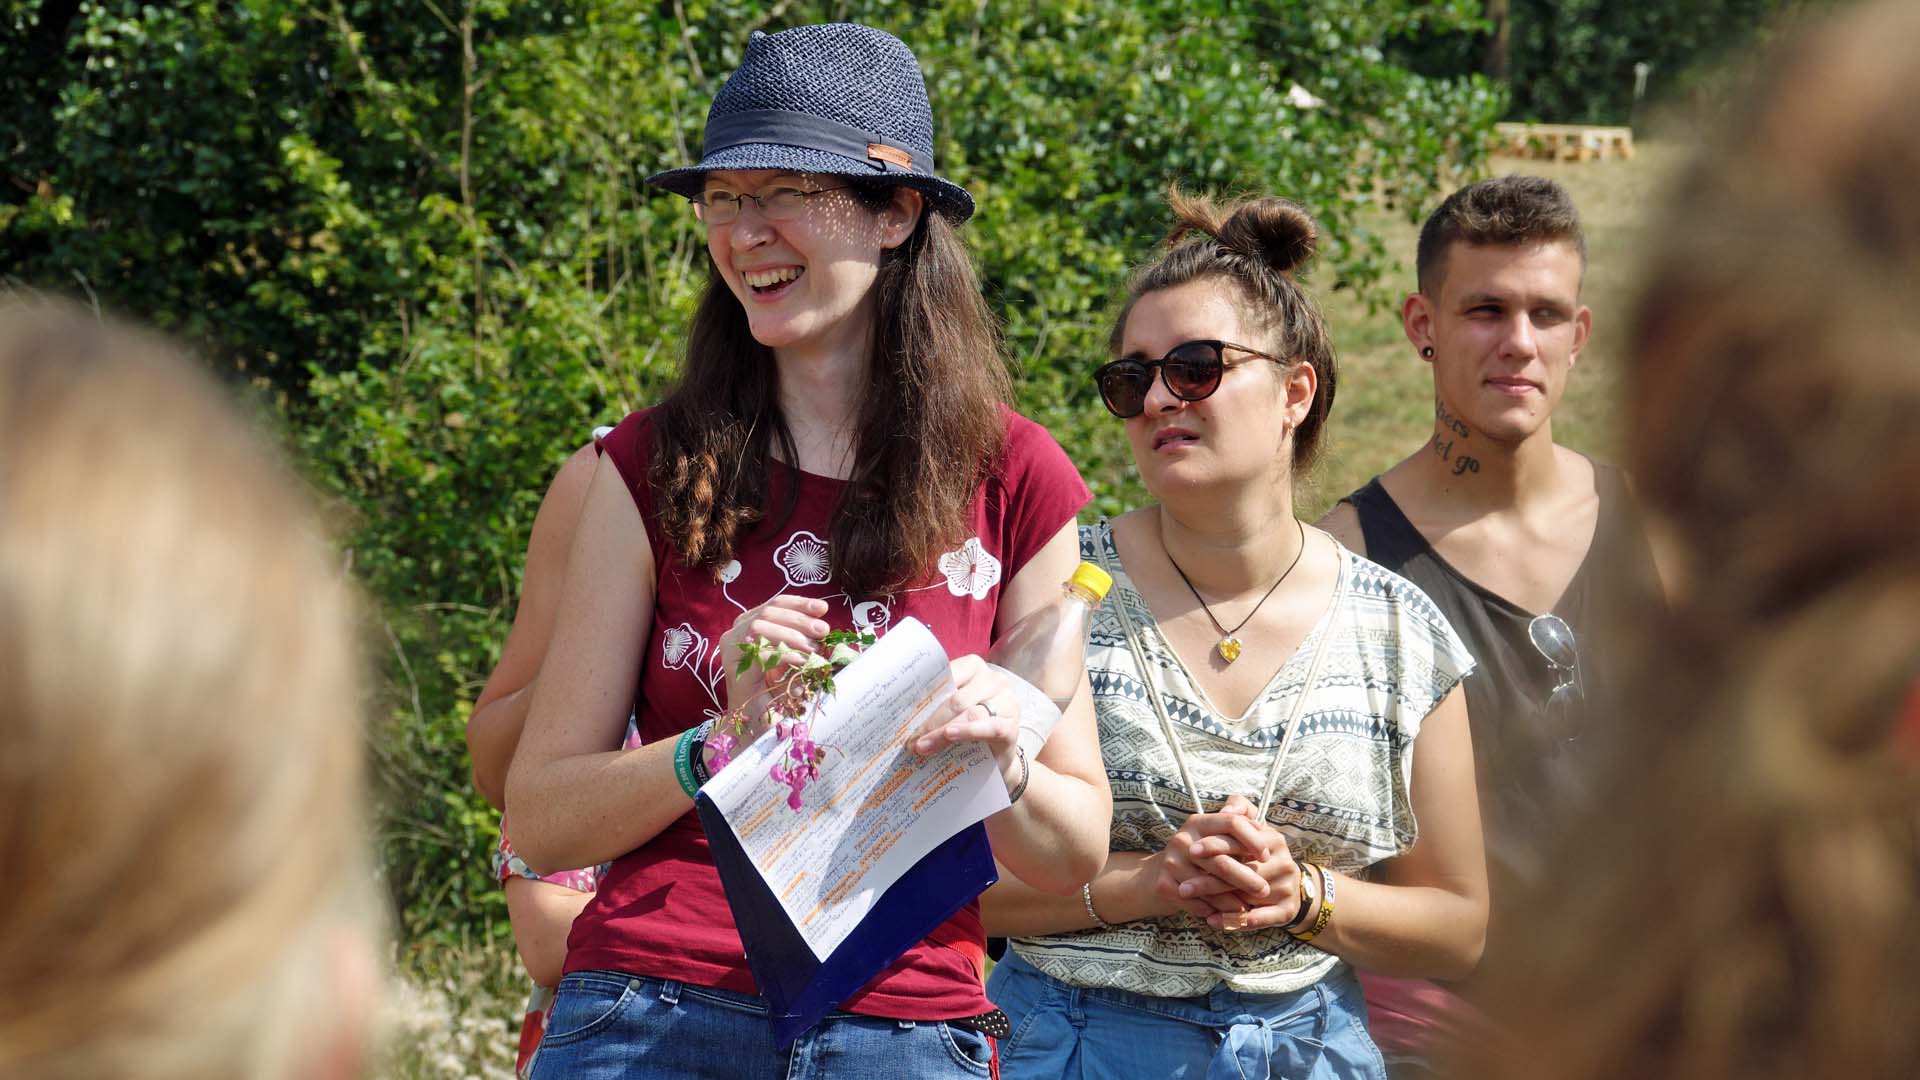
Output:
[1163, 516, 1308, 665]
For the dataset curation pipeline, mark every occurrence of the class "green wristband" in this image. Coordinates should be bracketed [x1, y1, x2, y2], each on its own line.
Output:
[673, 726, 701, 799]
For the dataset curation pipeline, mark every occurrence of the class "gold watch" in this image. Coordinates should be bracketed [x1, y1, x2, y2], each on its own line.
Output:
[1285, 860, 1318, 933]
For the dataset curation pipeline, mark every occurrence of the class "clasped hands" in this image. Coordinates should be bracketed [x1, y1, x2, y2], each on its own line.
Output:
[1150, 794, 1305, 932]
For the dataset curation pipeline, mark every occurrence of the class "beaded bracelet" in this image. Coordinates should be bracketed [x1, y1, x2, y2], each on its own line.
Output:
[1292, 864, 1336, 943]
[672, 726, 702, 799]
[1082, 881, 1112, 929]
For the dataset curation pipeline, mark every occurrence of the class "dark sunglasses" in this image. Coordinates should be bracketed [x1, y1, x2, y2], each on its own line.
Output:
[1527, 613, 1585, 743]
[1093, 340, 1282, 419]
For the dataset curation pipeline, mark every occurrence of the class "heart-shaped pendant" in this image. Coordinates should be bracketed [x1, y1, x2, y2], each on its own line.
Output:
[1217, 637, 1242, 664]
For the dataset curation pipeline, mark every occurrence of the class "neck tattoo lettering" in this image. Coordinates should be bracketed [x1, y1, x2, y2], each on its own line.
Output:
[1431, 431, 1482, 478]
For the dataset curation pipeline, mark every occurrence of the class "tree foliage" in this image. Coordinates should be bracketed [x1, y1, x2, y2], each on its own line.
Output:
[3, 0, 1506, 946]
[1395, 0, 1824, 125]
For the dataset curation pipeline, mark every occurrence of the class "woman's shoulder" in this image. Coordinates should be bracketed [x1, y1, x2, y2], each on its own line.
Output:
[985, 406, 1091, 520]
[995, 406, 1073, 468]
[1328, 549, 1476, 731]
[597, 407, 658, 462]
[591, 408, 666, 524]
[604, 406, 656, 440]
[1334, 541, 1459, 645]
[1330, 542, 1477, 696]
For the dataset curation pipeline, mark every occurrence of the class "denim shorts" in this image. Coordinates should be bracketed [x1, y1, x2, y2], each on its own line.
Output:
[986, 951, 1387, 1080]
[525, 970, 996, 1080]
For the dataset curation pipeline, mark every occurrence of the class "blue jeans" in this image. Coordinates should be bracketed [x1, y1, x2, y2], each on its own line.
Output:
[987, 951, 1387, 1080]
[525, 970, 996, 1080]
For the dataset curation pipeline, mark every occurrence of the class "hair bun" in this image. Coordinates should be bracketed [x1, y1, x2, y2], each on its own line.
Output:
[1218, 198, 1318, 275]
[1162, 187, 1319, 274]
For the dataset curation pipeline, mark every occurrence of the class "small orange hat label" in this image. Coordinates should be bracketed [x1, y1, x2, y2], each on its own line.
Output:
[867, 143, 914, 170]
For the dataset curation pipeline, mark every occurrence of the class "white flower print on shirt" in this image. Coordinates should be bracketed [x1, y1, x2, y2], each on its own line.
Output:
[851, 600, 892, 634]
[661, 623, 708, 671]
[665, 622, 726, 714]
[774, 531, 832, 588]
[717, 558, 747, 612]
[937, 537, 1001, 600]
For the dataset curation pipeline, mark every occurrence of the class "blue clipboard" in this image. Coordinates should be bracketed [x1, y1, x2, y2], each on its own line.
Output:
[695, 792, 998, 1045]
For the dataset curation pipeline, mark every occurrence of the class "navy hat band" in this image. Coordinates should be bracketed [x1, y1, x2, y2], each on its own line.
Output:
[703, 109, 930, 177]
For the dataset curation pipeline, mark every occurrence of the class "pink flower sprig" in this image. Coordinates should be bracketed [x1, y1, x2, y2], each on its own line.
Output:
[767, 717, 826, 810]
[706, 628, 875, 810]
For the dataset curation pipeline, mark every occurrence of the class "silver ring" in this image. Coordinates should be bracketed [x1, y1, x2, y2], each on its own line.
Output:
[980, 700, 998, 719]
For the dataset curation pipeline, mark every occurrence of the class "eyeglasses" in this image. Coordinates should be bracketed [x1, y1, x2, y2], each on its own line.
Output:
[1092, 340, 1282, 419]
[1527, 613, 1585, 743]
[690, 186, 850, 226]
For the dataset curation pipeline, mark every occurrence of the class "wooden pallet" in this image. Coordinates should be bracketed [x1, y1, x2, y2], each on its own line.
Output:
[1493, 122, 1636, 161]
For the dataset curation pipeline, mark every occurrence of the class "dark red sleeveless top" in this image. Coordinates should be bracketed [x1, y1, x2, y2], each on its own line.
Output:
[562, 407, 1089, 1019]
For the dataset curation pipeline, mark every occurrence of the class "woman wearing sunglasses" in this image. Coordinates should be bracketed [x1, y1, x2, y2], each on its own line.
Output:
[981, 191, 1488, 1080]
[503, 24, 1110, 1079]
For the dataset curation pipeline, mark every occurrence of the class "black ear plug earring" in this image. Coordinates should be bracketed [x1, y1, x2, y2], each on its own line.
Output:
[1421, 346, 1434, 358]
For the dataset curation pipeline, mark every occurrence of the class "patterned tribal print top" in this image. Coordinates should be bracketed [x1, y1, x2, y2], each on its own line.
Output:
[1009, 520, 1475, 998]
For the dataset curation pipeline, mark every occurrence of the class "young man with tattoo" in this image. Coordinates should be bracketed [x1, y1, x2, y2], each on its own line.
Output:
[1319, 175, 1662, 1075]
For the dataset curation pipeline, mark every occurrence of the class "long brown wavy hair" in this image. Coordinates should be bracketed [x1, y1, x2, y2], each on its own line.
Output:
[1458, 3, 1920, 1077]
[650, 183, 1010, 598]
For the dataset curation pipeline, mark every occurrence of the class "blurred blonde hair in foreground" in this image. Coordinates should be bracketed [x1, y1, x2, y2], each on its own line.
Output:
[0, 299, 378, 1078]
[1459, 1, 1920, 1077]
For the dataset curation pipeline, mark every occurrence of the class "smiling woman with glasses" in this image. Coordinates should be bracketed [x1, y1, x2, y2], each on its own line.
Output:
[499, 24, 1112, 1079]
[980, 188, 1489, 1080]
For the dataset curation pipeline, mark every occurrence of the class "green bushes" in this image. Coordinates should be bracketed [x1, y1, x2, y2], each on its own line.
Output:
[4, 0, 1502, 946]
[1390, 0, 1817, 126]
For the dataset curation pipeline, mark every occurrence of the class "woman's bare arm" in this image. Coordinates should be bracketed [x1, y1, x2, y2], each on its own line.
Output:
[973, 523, 1113, 893]
[503, 455, 679, 873]
[466, 443, 599, 809]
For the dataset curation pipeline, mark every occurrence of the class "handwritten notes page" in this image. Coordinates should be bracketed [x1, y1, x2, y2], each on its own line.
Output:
[700, 617, 1010, 962]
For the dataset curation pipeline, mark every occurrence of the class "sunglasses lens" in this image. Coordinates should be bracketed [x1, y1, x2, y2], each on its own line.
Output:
[1097, 364, 1152, 417]
[1163, 344, 1225, 400]
[1528, 614, 1578, 669]
[1545, 683, 1581, 742]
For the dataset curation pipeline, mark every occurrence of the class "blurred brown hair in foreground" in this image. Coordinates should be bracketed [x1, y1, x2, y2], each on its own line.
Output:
[0, 299, 378, 1078]
[1455, 1, 1920, 1077]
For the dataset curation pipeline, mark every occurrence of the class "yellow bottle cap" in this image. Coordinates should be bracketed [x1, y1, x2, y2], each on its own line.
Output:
[1070, 561, 1113, 601]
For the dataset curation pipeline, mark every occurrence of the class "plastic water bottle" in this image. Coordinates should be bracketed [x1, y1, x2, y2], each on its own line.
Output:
[987, 561, 1113, 760]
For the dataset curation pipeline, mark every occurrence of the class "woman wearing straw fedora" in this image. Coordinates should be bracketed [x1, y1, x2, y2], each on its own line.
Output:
[504, 23, 1111, 1079]
[979, 191, 1489, 1079]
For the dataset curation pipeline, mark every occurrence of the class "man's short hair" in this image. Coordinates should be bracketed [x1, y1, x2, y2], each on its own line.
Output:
[1415, 175, 1588, 296]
